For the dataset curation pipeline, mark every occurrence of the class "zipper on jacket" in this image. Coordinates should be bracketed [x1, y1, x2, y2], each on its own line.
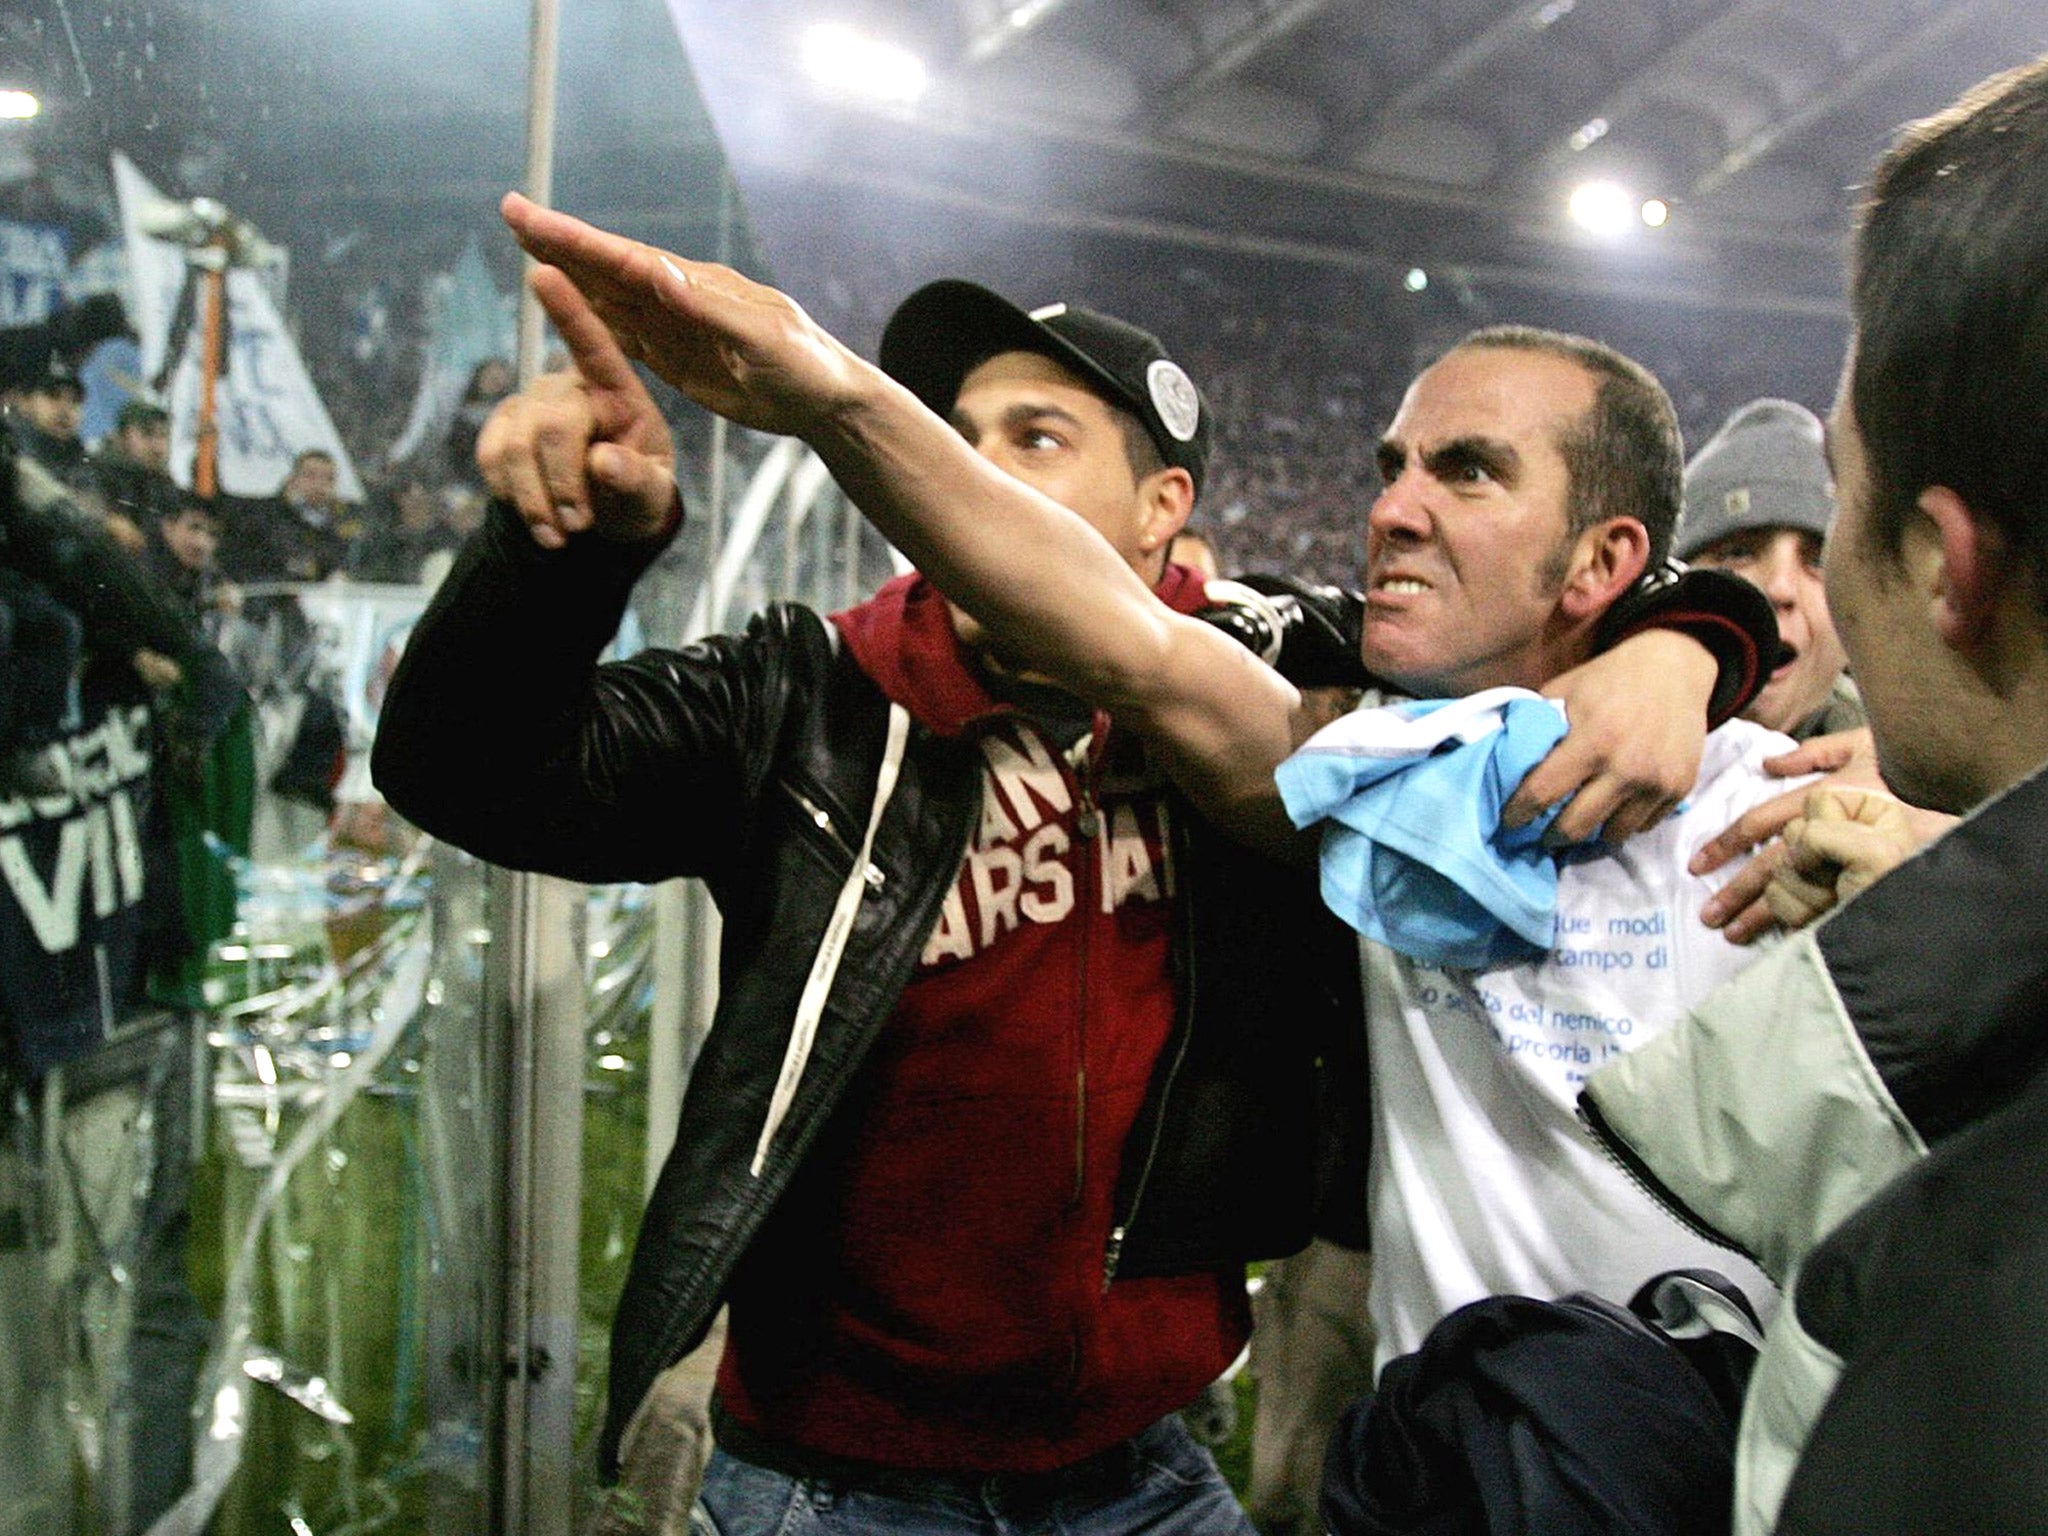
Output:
[781, 780, 886, 889]
[1074, 772, 1101, 841]
[1103, 810, 1197, 1290]
[1576, 1093, 1763, 1266]
[1070, 729, 1102, 1206]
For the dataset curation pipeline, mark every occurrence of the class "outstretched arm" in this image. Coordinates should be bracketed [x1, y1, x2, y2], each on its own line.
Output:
[502, 196, 1308, 852]
[500, 197, 1748, 857]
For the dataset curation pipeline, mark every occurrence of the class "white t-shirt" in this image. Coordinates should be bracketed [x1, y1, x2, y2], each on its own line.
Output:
[1364, 717, 1803, 1364]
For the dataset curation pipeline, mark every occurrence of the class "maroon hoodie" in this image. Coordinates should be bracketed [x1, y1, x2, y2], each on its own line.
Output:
[714, 567, 1249, 1471]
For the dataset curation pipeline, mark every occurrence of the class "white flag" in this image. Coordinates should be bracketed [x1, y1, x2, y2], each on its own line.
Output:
[111, 153, 363, 501]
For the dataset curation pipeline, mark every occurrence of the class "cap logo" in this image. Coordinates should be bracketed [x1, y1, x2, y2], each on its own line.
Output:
[1029, 302, 1069, 321]
[1147, 359, 1201, 443]
[1724, 487, 1751, 518]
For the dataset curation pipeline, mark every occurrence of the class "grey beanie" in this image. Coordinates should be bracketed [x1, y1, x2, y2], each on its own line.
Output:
[1675, 398, 1835, 562]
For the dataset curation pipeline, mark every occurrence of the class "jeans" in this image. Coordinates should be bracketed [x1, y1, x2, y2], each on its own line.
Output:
[694, 1415, 1258, 1536]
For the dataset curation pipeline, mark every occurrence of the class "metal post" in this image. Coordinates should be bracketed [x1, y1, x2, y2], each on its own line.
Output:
[514, 0, 561, 388]
[497, 1, 584, 1532]
[643, 881, 689, 1199]
[502, 875, 587, 1534]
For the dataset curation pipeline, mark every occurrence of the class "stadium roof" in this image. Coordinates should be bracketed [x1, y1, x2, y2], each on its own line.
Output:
[672, 0, 2044, 317]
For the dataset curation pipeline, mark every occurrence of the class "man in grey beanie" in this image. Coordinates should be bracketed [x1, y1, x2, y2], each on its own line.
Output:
[1677, 398, 1865, 740]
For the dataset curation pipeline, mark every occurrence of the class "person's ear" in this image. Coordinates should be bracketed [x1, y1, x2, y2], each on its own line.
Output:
[1558, 517, 1651, 619]
[1136, 466, 1196, 556]
[1918, 486, 2005, 652]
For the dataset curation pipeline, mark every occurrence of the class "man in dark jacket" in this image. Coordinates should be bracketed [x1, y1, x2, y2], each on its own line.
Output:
[374, 258, 1760, 1533]
[1577, 53, 2048, 1536]
[2, 349, 93, 498]
[219, 448, 361, 583]
[92, 398, 183, 537]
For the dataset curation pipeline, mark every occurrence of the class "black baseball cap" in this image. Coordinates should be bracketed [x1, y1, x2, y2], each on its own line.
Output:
[878, 279, 1213, 495]
[21, 349, 82, 398]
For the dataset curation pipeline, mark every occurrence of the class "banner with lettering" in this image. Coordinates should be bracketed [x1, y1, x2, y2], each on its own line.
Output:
[110, 153, 363, 501]
[0, 702, 156, 1075]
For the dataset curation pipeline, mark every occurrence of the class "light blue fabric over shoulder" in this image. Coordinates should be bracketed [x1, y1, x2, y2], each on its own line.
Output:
[1273, 687, 1569, 968]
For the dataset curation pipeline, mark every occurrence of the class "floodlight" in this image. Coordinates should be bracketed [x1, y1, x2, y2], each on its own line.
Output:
[802, 22, 929, 107]
[1403, 267, 1429, 293]
[0, 90, 39, 121]
[1004, 0, 1062, 29]
[1640, 198, 1669, 228]
[1568, 180, 1636, 237]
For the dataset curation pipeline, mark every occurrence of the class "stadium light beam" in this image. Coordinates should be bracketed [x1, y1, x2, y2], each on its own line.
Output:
[1403, 267, 1429, 293]
[0, 90, 39, 121]
[1568, 179, 1636, 237]
[1640, 197, 1669, 228]
[802, 23, 929, 108]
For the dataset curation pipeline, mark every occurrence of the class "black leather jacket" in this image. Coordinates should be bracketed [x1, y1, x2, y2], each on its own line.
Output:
[372, 507, 1368, 1476]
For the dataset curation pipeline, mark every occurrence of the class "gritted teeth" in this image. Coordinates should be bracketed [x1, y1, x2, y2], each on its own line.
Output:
[1376, 577, 1431, 594]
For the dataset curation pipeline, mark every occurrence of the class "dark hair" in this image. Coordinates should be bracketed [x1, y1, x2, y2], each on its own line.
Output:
[165, 496, 218, 526]
[116, 398, 170, 430]
[1452, 324, 1684, 570]
[1113, 405, 1167, 486]
[1852, 54, 2048, 613]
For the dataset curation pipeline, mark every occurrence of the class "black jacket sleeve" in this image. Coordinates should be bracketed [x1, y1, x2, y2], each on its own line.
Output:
[1593, 563, 1776, 729]
[371, 501, 804, 885]
[1204, 563, 1776, 724]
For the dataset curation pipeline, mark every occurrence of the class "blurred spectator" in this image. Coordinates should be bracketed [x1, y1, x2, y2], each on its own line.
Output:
[1675, 400, 1864, 740]
[2, 350, 92, 495]
[349, 472, 461, 584]
[0, 297, 132, 506]
[444, 356, 513, 488]
[101, 397, 172, 475]
[145, 495, 239, 630]
[146, 498, 256, 1010]
[0, 430, 218, 725]
[90, 398, 181, 555]
[411, 482, 487, 590]
[220, 447, 363, 583]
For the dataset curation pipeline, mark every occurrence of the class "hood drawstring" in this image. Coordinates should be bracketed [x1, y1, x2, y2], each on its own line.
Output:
[750, 702, 911, 1176]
